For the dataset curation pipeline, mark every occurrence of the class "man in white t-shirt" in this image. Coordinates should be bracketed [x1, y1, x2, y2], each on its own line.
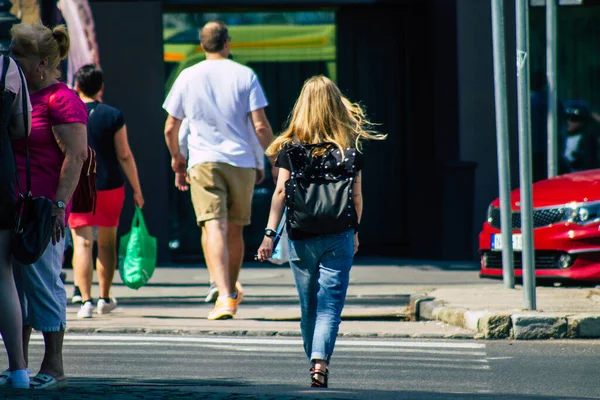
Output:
[163, 21, 277, 320]
[177, 118, 248, 304]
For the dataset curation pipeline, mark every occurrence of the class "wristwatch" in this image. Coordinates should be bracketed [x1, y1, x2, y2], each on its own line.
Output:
[54, 201, 66, 210]
[264, 228, 278, 238]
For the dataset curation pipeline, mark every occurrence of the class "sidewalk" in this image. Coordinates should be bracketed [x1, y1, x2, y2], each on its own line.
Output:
[62, 258, 600, 340]
[412, 284, 600, 340]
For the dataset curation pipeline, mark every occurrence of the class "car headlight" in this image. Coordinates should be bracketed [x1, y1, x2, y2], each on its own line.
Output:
[563, 201, 600, 225]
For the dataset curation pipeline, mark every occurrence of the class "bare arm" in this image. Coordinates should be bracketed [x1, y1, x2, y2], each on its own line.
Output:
[265, 168, 290, 230]
[52, 122, 88, 243]
[250, 108, 276, 166]
[53, 123, 88, 204]
[353, 171, 363, 224]
[352, 171, 362, 254]
[164, 114, 186, 172]
[115, 124, 144, 208]
[257, 168, 291, 261]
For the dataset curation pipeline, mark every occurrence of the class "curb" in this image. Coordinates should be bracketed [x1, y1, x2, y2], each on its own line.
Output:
[409, 294, 600, 340]
[63, 326, 475, 339]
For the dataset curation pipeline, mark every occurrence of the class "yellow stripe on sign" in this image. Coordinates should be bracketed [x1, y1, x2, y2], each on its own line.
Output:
[164, 53, 185, 62]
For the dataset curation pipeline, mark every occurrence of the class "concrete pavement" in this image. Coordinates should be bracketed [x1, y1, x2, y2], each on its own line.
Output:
[61, 258, 600, 340]
[412, 283, 600, 340]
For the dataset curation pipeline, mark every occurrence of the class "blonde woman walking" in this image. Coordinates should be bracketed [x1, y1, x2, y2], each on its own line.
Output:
[257, 75, 386, 388]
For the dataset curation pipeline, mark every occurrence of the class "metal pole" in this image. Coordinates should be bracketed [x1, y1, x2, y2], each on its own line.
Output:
[516, 0, 536, 310]
[546, 0, 559, 178]
[491, 0, 514, 289]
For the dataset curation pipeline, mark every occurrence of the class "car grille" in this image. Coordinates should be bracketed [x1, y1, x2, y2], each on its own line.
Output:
[482, 251, 573, 270]
[488, 206, 565, 229]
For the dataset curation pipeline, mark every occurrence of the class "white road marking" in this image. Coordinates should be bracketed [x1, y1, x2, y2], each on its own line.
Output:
[30, 333, 485, 349]
[56, 345, 488, 358]
[18, 335, 493, 381]
[58, 357, 490, 371]
[50, 343, 484, 356]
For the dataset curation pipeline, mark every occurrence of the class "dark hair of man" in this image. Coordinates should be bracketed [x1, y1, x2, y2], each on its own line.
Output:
[75, 64, 103, 97]
[200, 21, 229, 53]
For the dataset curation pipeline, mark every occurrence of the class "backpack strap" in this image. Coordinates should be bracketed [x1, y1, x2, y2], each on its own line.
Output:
[341, 148, 358, 177]
[0, 56, 9, 152]
[287, 138, 327, 173]
[286, 139, 358, 177]
[285, 139, 302, 176]
[0, 56, 9, 94]
[14, 58, 30, 194]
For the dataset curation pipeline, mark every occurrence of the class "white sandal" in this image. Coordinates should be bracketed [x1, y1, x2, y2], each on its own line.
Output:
[0, 370, 9, 386]
[0, 369, 31, 389]
[30, 373, 67, 390]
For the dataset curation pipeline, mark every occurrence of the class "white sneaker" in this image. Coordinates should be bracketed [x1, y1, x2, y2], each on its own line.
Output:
[204, 283, 219, 303]
[97, 298, 118, 314]
[71, 286, 83, 304]
[77, 301, 94, 318]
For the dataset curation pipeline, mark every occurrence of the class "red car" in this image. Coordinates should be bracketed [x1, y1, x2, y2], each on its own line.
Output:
[479, 169, 600, 286]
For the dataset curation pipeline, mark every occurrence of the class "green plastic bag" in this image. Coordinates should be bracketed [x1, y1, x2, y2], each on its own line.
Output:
[118, 207, 157, 290]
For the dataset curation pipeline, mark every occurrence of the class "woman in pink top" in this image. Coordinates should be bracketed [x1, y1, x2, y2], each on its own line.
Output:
[9, 23, 88, 390]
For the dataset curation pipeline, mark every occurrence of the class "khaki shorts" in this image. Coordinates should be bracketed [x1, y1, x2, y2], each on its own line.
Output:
[189, 162, 255, 226]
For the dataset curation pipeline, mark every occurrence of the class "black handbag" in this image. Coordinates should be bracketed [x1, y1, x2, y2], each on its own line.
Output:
[284, 142, 358, 235]
[11, 58, 55, 265]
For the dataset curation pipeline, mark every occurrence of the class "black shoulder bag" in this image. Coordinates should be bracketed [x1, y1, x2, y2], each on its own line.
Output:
[11, 58, 55, 265]
[284, 142, 359, 235]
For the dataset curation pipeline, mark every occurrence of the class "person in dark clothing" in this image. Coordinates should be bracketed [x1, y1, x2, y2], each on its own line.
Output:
[563, 100, 599, 173]
[68, 64, 145, 318]
[529, 69, 568, 180]
[0, 55, 31, 390]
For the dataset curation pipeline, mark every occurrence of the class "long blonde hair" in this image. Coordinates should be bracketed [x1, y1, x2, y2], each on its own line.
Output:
[10, 23, 70, 78]
[266, 75, 386, 157]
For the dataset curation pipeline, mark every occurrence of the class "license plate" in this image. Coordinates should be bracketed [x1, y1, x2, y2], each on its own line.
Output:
[491, 234, 522, 251]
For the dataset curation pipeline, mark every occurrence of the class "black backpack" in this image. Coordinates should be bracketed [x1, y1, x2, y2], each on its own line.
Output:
[284, 142, 359, 235]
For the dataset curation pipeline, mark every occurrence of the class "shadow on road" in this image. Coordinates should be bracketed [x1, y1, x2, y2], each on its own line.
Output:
[0, 377, 589, 400]
[92, 295, 409, 307]
[149, 256, 481, 271]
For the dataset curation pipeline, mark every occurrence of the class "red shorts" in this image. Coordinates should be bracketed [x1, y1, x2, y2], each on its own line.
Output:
[68, 186, 125, 229]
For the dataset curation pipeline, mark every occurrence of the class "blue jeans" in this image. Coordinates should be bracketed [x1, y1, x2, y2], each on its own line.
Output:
[289, 229, 354, 364]
[13, 240, 67, 332]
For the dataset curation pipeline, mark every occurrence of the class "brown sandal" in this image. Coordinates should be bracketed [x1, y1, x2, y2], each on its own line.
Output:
[310, 367, 328, 388]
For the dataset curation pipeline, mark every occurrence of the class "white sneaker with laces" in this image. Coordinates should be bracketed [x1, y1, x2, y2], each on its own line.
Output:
[77, 301, 94, 318]
[97, 298, 118, 314]
[204, 283, 219, 303]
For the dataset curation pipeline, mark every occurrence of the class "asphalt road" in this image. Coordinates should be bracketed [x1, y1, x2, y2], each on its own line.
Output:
[1, 334, 599, 399]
